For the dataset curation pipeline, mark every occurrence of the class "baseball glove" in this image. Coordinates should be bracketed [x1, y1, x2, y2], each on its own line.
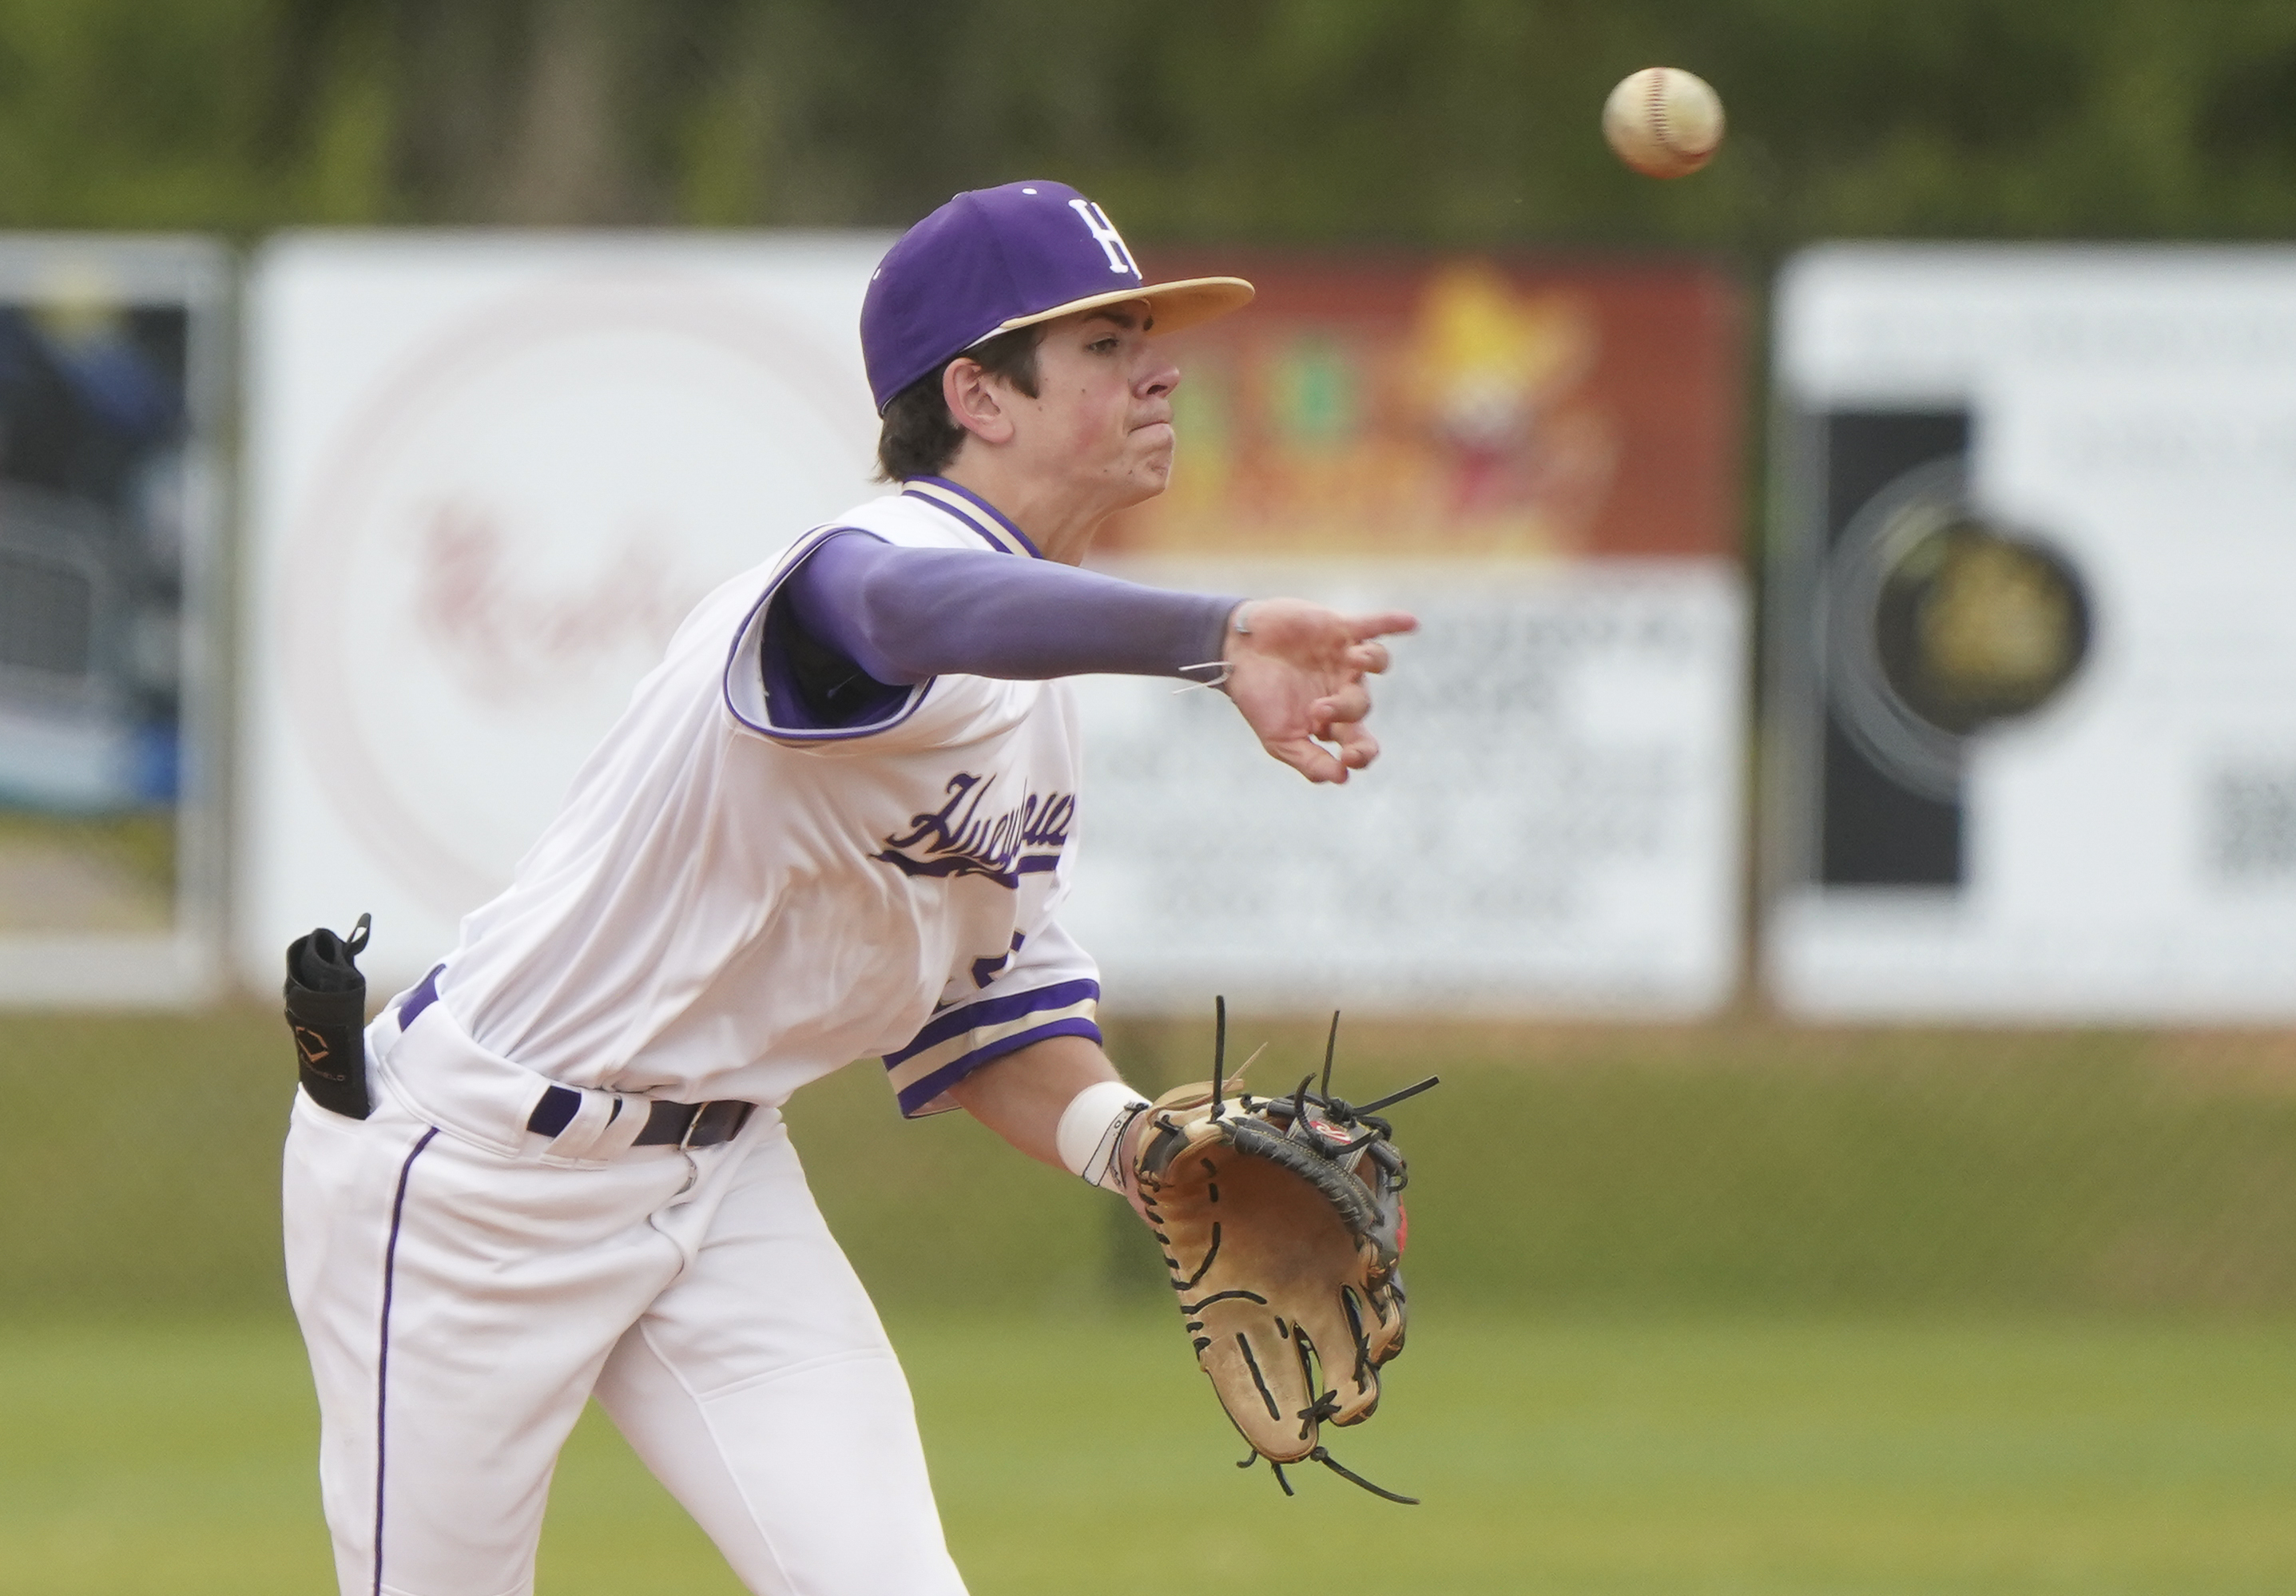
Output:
[1129, 1000, 1437, 1503]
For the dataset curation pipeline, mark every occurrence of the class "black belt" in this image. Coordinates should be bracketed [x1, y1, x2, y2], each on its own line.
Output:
[526, 1083, 755, 1149]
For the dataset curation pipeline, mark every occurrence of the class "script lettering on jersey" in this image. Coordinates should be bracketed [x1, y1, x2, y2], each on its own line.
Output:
[872, 772, 1075, 889]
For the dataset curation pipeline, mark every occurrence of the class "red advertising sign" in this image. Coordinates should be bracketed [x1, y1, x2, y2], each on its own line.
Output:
[1106, 254, 1742, 561]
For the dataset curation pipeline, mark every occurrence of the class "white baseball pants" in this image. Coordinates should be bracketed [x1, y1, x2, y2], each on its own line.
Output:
[282, 999, 967, 1596]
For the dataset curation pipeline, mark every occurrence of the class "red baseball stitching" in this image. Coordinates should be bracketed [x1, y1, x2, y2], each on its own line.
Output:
[1647, 69, 1672, 157]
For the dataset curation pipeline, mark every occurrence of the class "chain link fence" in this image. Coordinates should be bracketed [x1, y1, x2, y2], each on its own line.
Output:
[6, 1006, 2294, 1323]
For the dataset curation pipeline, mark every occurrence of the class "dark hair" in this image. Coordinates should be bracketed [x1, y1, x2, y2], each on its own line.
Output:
[875, 323, 1045, 482]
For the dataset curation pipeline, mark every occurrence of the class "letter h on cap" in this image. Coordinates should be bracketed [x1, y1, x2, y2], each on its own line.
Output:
[1069, 199, 1139, 276]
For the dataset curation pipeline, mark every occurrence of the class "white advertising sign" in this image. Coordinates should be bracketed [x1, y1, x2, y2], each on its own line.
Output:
[1068, 562, 1745, 1014]
[1770, 246, 2296, 1018]
[1068, 253, 1748, 1015]
[239, 234, 887, 991]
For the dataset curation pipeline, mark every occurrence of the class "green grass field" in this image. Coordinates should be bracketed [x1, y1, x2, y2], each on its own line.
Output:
[2, 1313, 2293, 1595]
[7, 1008, 2296, 1592]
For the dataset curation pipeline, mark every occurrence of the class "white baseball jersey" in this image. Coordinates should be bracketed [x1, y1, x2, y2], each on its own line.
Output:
[423, 475, 1100, 1116]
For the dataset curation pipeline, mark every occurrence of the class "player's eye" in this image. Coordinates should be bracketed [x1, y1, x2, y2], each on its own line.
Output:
[1088, 337, 1119, 354]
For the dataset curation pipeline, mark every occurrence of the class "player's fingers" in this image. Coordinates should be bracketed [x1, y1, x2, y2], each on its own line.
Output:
[1313, 682, 1373, 727]
[1329, 717, 1381, 769]
[1346, 610, 1419, 644]
[1346, 641, 1392, 675]
[1267, 732, 1346, 784]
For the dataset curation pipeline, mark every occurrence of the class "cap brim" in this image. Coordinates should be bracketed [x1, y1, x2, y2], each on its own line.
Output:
[979, 276, 1255, 343]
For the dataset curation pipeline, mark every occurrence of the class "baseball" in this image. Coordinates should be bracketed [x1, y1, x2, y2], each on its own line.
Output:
[1603, 67, 1725, 180]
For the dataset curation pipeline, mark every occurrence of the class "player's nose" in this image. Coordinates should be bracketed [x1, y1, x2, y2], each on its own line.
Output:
[1137, 351, 1181, 400]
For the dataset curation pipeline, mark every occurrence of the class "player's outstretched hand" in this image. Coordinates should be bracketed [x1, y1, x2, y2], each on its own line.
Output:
[1221, 599, 1417, 784]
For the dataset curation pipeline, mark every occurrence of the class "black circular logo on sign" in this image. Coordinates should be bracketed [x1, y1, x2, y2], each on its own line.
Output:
[1821, 458, 2090, 800]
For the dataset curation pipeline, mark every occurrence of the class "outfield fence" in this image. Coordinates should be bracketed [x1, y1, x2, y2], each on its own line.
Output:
[5, 1008, 2295, 1323]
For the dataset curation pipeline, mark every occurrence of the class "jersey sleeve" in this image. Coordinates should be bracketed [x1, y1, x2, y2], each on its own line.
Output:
[721, 527, 939, 746]
[724, 523, 1239, 753]
[880, 917, 1102, 1118]
[786, 532, 1237, 686]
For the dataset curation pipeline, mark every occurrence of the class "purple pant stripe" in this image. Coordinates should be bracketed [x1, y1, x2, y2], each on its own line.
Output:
[373, 1126, 439, 1595]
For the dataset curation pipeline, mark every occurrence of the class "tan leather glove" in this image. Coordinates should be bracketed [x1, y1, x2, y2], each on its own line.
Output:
[1128, 1010, 1435, 1503]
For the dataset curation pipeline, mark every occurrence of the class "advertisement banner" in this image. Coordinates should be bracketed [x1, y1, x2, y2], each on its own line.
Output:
[240, 235, 888, 991]
[1068, 255, 1745, 1014]
[243, 240, 1743, 1015]
[0, 238, 226, 1004]
[1770, 245, 2296, 1018]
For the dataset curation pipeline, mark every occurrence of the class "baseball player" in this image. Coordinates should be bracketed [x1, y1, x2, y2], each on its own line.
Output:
[281, 179, 1416, 1596]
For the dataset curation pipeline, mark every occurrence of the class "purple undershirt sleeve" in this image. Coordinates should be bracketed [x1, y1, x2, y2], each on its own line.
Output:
[782, 530, 1241, 688]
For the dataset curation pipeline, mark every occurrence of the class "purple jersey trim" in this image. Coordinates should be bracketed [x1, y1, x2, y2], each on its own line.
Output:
[886, 975, 1103, 1065]
[720, 527, 935, 744]
[903, 475, 1044, 558]
[397, 964, 444, 1031]
[373, 1126, 439, 1595]
[893, 1016, 1105, 1118]
[761, 562, 913, 729]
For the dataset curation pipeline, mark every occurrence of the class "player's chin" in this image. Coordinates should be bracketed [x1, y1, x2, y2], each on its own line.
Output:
[1118, 442, 1176, 498]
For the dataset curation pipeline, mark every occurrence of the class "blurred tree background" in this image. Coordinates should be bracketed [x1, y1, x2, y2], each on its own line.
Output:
[4, 0, 2295, 248]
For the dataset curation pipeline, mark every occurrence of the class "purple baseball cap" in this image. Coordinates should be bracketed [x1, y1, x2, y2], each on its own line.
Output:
[860, 180, 1253, 412]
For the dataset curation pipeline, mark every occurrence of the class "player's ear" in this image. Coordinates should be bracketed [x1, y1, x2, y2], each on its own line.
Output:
[943, 356, 1017, 446]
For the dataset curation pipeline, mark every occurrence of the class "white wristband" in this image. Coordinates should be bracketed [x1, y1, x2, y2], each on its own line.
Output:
[1055, 1079, 1151, 1190]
